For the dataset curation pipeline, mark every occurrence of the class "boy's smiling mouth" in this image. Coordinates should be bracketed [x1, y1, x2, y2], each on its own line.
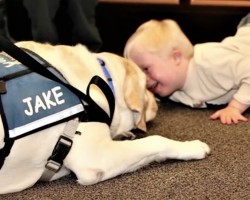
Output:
[150, 82, 159, 93]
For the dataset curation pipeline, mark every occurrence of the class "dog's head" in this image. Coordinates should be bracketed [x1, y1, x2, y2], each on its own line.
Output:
[122, 58, 158, 133]
[95, 52, 158, 135]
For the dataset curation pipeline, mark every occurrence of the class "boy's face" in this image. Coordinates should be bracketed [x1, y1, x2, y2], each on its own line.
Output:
[129, 47, 178, 97]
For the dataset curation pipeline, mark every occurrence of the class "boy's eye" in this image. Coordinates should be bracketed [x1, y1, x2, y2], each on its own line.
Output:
[140, 65, 149, 73]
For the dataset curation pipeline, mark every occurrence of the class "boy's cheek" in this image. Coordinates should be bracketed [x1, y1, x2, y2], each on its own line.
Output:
[146, 80, 153, 88]
[146, 75, 154, 84]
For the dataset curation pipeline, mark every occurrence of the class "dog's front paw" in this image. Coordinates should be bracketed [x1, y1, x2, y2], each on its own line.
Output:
[113, 132, 136, 141]
[178, 140, 211, 160]
[76, 169, 104, 185]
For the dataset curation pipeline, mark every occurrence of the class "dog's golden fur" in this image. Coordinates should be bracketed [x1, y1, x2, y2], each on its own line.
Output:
[0, 41, 210, 194]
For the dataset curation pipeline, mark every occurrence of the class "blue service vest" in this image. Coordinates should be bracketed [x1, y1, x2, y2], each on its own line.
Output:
[0, 52, 84, 139]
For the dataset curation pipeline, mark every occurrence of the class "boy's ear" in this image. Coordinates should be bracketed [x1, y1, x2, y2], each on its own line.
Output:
[172, 50, 182, 66]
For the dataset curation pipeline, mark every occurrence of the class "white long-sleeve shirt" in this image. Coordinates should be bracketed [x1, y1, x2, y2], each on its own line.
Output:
[169, 24, 250, 108]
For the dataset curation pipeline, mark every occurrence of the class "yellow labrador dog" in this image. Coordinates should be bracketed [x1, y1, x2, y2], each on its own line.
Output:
[0, 41, 210, 194]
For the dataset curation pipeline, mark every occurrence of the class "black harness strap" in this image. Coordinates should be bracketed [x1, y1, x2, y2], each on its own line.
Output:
[0, 140, 14, 169]
[0, 94, 14, 169]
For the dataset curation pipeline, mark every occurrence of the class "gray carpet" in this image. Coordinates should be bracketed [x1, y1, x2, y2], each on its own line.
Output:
[2, 101, 250, 200]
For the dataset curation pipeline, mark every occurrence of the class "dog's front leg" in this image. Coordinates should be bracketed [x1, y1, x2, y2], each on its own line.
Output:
[98, 136, 210, 182]
[67, 127, 210, 186]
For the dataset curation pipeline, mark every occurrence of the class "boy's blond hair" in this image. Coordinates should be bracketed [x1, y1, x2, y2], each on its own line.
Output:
[124, 19, 194, 59]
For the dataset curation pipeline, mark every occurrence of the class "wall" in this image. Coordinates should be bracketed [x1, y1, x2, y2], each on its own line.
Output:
[6, 1, 250, 54]
[95, 2, 250, 54]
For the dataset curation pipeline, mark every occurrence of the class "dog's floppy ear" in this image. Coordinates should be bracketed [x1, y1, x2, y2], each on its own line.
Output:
[123, 59, 147, 132]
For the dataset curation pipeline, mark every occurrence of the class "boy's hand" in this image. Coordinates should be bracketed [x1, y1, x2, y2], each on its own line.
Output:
[210, 106, 247, 124]
[209, 98, 249, 124]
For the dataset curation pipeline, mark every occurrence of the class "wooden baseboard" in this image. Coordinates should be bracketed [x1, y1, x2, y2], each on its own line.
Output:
[191, 0, 250, 7]
[98, 0, 179, 4]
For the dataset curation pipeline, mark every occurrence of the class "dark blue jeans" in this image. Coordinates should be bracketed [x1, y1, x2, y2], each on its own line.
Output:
[237, 12, 250, 29]
[23, 0, 102, 51]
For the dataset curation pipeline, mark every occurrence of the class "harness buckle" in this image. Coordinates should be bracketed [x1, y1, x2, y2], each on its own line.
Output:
[45, 136, 73, 173]
[45, 160, 61, 173]
[58, 136, 73, 147]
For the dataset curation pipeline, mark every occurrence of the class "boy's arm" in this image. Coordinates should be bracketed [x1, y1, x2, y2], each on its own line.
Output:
[209, 73, 250, 124]
[228, 98, 249, 113]
[210, 57, 250, 124]
[233, 78, 250, 110]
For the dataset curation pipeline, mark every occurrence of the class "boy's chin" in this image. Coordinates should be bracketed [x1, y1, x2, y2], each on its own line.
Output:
[156, 90, 175, 98]
[154, 93, 166, 98]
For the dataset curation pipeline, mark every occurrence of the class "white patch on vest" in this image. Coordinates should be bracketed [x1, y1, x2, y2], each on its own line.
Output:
[35, 95, 47, 113]
[51, 86, 65, 105]
[23, 86, 66, 116]
[42, 90, 57, 109]
[0, 56, 20, 68]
